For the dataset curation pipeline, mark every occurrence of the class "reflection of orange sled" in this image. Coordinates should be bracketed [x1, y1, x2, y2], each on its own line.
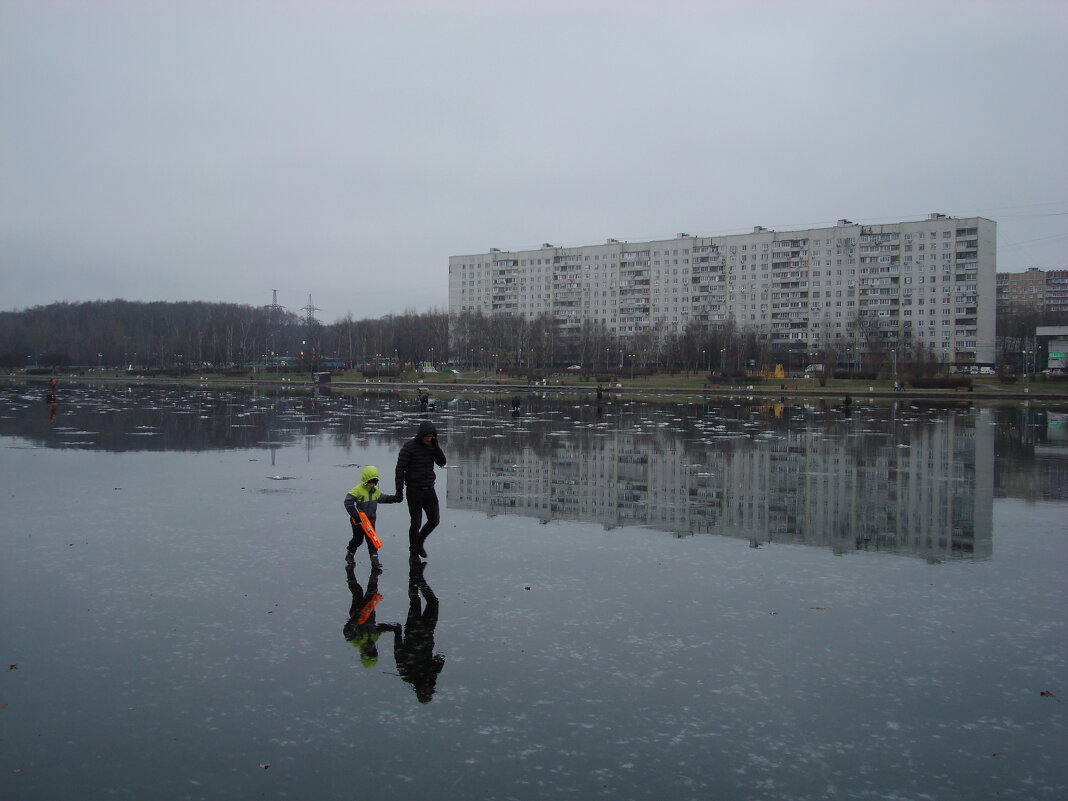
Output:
[352, 511, 383, 549]
[356, 593, 383, 624]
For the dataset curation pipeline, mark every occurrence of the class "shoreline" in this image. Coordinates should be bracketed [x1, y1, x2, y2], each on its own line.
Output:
[9, 373, 1068, 404]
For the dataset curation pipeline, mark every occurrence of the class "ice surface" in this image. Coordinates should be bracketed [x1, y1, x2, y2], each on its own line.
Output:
[0, 383, 1065, 800]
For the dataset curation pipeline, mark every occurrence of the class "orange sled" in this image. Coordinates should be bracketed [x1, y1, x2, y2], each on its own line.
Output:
[352, 511, 383, 549]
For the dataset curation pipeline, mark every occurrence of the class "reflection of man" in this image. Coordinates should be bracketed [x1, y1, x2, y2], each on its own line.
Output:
[395, 420, 447, 559]
[344, 563, 400, 669]
[393, 560, 444, 703]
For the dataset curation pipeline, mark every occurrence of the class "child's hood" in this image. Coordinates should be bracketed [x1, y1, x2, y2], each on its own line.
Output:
[360, 465, 381, 486]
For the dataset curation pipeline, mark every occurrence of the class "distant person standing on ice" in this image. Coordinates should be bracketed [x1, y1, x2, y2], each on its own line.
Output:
[395, 420, 446, 560]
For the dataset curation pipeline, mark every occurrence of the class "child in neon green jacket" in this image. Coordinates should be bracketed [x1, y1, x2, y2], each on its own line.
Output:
[343, 465, 402, 564]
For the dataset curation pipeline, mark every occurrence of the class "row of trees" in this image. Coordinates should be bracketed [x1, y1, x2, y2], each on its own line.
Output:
[0, 299, 999, 379]
[0, 300, 454, 372]
[0, 300, 297, 370]
[448, 309, 953, 378]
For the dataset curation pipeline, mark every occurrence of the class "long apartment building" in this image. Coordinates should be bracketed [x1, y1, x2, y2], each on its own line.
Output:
[449, 213, 996, 364]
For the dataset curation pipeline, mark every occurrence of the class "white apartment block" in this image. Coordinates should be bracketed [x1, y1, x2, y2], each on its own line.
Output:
[449, 213, 997, 364]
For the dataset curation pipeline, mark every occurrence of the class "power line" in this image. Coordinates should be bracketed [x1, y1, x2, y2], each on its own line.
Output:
[1000, 232, 1068, 251]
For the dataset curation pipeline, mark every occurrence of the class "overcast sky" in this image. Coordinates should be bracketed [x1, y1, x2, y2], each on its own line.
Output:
[2, 0, 1066, 323]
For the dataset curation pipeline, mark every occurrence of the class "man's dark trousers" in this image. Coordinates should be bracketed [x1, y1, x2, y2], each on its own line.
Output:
[407, 487, 440, 552]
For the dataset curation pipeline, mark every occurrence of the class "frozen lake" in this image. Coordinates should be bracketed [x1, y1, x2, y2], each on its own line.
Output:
[2, 382, 1066, 800]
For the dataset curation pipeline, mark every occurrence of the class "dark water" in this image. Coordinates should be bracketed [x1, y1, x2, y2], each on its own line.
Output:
[1, 383, 1065, 800]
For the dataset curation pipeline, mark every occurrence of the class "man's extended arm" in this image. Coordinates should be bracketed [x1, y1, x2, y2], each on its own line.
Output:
[395, 443, 410, 495]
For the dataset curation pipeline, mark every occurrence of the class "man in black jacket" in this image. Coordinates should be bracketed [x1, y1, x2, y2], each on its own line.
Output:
[395, 420, 447, 559]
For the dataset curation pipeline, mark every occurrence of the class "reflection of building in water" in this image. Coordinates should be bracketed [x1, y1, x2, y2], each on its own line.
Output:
[994, 407, 1068, 501]
[449, 408, 994, 560]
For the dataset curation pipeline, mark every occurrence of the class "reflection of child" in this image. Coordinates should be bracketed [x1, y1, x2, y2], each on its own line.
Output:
[344, 564, 400, 668]
[343, 466, 402, 564]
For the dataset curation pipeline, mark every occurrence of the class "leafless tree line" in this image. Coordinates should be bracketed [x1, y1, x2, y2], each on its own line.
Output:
[1, 300, 293, 369]
[996, 303, 1065, 371]
[6, 299, 1054, 376]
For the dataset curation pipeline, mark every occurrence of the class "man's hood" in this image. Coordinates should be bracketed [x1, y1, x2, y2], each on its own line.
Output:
[416, 421, 437, 438]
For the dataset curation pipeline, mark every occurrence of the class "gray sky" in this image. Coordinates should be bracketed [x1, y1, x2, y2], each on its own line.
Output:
[2, 0, 1066, 323]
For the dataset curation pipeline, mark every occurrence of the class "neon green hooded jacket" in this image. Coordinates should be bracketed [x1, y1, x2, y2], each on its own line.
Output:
[343, 465, 401, 523]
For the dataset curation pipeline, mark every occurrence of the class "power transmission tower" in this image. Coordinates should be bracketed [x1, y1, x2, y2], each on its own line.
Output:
[301, 294, 320, 327]
[301, 295, 320, 369]
[265, 289, 285, 365]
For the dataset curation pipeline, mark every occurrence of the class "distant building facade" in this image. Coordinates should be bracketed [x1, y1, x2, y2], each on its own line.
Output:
[1036, 326, 1068, 373]
[450, 214, 996, 364]
[996, 268, 1068, 315]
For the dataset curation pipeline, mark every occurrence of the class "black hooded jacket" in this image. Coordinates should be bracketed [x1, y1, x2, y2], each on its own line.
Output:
[395, 421, 446, 491]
